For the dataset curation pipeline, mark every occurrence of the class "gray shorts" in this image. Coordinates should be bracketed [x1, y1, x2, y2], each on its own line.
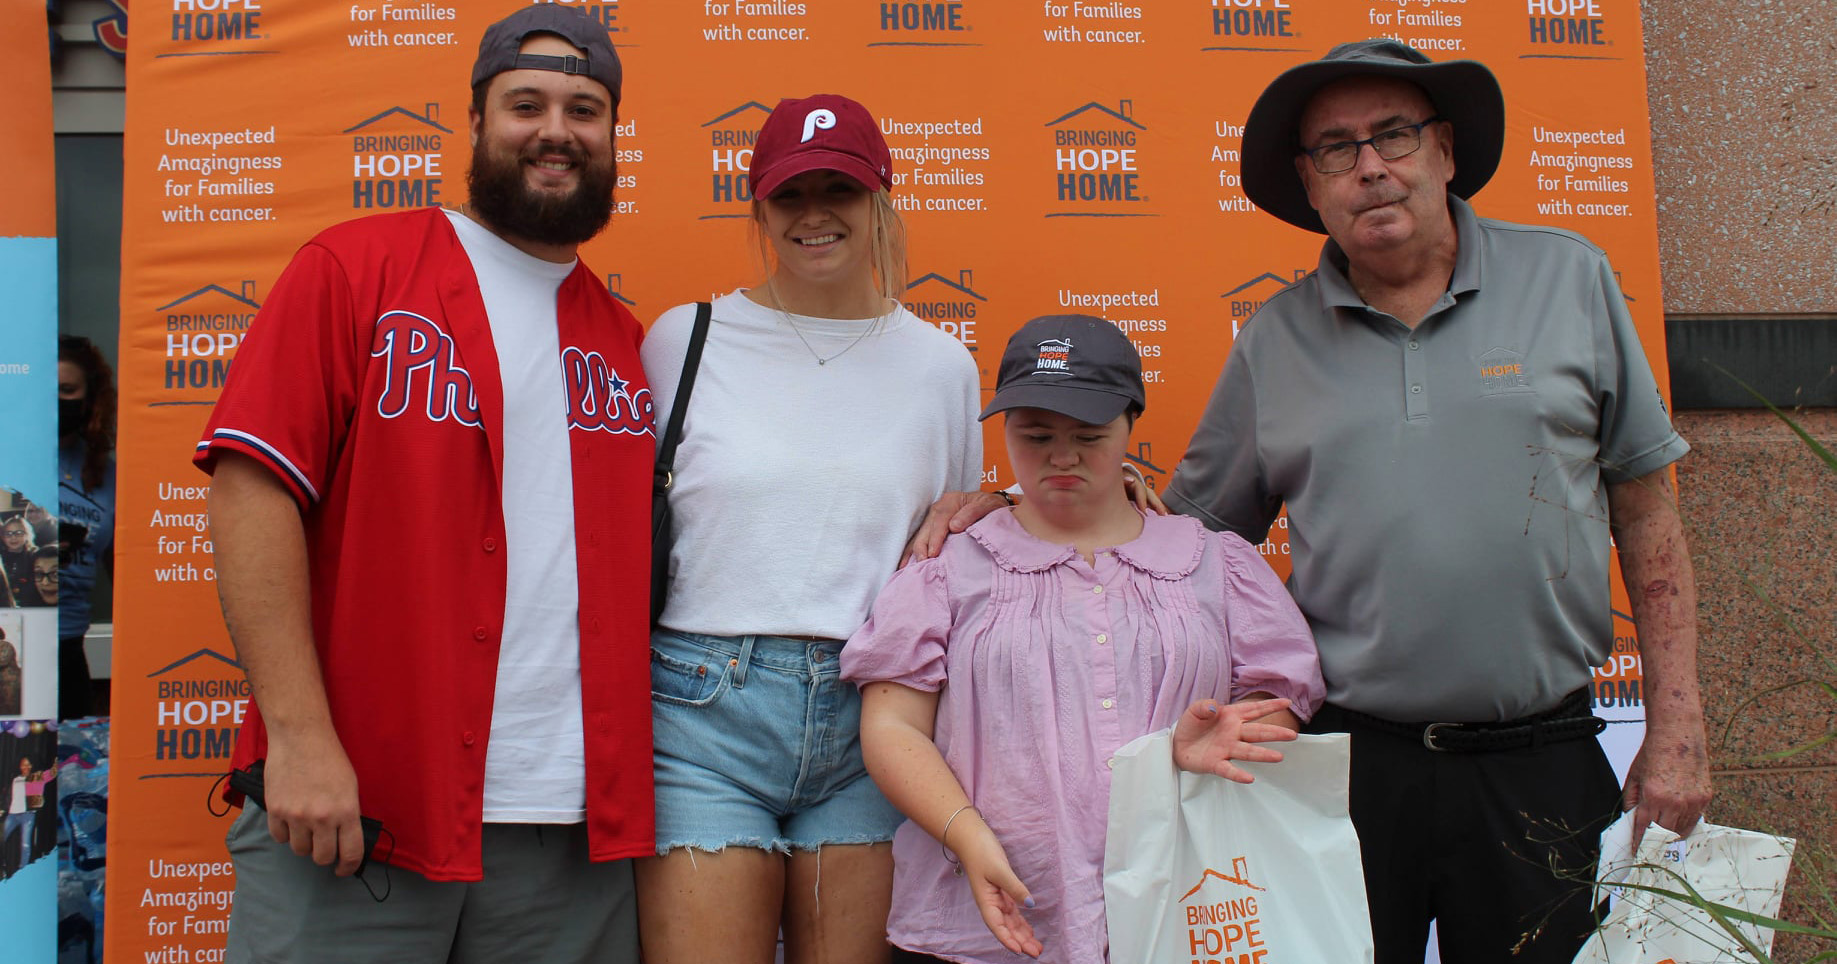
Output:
[225, 802, 637, 964]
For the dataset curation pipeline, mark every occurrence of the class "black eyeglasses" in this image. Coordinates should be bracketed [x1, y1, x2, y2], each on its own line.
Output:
[1300, 117, 1442, 174]
[34, 571, 58, 584]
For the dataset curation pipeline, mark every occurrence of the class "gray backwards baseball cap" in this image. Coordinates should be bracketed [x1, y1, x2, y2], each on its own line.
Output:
[471, 5, 622, 107]
[981, 315, 1145, 425]
[1241, 38, 1503, 234]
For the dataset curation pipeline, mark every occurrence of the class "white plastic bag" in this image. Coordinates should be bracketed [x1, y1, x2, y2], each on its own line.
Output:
[1103, 730, 1374, 964]
[1572, 812, 1796, 964]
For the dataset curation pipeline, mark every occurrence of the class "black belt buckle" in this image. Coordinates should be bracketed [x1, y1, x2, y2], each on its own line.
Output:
[1422, 722, 1459, 752]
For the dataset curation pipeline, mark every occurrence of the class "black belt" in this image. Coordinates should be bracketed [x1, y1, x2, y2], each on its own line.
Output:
[1330, 687, 1605, 753]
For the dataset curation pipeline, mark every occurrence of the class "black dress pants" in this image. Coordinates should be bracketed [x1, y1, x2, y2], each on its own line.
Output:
[1308, 703, 1623, 964]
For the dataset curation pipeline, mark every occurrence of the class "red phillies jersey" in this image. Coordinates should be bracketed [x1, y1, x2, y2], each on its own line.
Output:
[195, 208, 655, 881]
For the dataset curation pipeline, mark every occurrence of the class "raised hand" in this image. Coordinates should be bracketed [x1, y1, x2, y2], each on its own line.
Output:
[1171, 697, 1298, 784]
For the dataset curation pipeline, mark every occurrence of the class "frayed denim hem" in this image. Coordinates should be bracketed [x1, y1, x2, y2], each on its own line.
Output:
[655, 834, 894, 858]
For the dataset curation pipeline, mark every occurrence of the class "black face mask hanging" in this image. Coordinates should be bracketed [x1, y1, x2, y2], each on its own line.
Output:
[59, 397, 86, 437]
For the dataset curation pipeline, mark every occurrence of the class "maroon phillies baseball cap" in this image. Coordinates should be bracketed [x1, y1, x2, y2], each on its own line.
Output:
[748, 94, 894, 198]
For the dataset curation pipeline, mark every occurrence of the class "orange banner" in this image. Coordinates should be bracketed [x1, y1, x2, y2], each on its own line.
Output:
[110, 2, 1670, 960]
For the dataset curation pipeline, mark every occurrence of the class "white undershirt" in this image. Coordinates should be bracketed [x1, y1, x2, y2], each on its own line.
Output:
[446, 210, 584, 824]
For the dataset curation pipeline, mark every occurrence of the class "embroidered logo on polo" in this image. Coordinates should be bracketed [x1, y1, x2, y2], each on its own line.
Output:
[562, 347, 654, 436]
[1033, 338, 1074, 375]
[1477, 346, 1534, 396]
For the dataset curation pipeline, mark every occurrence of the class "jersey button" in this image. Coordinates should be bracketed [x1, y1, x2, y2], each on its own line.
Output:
[473, 626, 488, 641]
[462, 731, 476, 746]
[482, 537, 497, 552]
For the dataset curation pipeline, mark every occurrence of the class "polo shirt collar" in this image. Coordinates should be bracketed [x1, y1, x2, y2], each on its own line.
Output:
[1313, 192, 1485, 312]
[967, 508, 1205, 579]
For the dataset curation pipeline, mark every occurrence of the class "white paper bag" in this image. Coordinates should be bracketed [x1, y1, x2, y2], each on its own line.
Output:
[1103, 730, 1374, 964]
[1572, 812, 1796, 964]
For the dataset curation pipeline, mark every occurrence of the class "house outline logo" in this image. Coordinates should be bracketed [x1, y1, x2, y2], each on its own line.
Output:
[1045, 100, 1153, 218]
[1221, 269, 1309, 337]
[156, 282, 260, 403]
[1477, 346, 1534, 396]
[604, 274, 638, 308]
[344, 105, 453, 135]
[147, 648, 244, 678]
[903, 269, 986, 351]
[158, 282, 262, 314]
[144, 647, 248, 780]
[1179, 856, 1267, 902]
[702, 102, 776, 219]
[348, 105, 450, 211]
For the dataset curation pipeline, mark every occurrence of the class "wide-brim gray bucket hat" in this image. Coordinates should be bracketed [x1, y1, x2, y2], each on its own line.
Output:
[1241, 38, 1504, 234]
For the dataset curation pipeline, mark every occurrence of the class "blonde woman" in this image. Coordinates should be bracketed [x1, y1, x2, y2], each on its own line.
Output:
[636, 94, 981, 964]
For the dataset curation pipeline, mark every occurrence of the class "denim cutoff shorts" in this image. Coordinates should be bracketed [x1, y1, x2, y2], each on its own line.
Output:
[649, 628, 903, 854]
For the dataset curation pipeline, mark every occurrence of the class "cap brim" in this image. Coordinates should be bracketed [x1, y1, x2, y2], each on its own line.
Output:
[979, 383, 1134, 424]
[1241, 57, 1503, 233]
[749, 150, 887, 199]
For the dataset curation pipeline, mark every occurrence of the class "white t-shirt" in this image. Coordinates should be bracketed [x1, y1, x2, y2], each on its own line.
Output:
[642, 290, 982, 639]
[445, 210, 584, 824]
[8, 776, 25, 814]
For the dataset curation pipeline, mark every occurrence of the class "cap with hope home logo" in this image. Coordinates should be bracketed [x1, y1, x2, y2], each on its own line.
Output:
[981, 314, 1146, 425]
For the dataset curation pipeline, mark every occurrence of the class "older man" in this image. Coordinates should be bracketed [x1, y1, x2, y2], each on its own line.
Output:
[197, 6, 651, 962]
[1164, 40, 1712, 964]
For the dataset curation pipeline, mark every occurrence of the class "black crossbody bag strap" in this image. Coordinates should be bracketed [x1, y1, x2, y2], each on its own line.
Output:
[651, 302, 711, 625]
[655, 301, 712, 483]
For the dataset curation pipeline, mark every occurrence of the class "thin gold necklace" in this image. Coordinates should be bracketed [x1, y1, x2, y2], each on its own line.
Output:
[766, 281, 889, 366]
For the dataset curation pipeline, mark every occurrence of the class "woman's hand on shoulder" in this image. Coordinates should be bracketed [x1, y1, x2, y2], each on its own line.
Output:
[1171, 698, 1297, 783]
[902, 491, 1011, 567]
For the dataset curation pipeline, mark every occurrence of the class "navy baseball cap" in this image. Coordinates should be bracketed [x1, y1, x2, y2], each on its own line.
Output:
[981, 315, 1146, 424]
[471, 5, 622, 107]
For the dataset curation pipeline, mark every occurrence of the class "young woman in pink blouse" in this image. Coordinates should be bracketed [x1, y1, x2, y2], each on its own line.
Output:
[844, 315, 1326, 964]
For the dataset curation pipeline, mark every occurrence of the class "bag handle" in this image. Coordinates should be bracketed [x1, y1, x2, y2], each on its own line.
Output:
[654, 301, 711, 492]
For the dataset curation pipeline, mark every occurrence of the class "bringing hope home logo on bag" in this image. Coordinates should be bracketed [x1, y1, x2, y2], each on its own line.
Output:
[1179, 856, 1273, 964]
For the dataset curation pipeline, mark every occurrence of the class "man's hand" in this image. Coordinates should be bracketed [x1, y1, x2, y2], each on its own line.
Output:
[954, 818, 1043, 959]
[903, 491, 1010, 566]
[1122, 464, 1170, 517]
[263, 734, 367, 876]
[1171, 698, 1297, 783]
[1608, 469, 1712, 837]
[904, 469, 1174, 566]
[212, 452, 365, 874]
[1622, 723, 1712, 836]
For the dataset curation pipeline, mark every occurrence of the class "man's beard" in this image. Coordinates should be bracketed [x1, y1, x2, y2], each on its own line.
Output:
[466, 138, 616, 247]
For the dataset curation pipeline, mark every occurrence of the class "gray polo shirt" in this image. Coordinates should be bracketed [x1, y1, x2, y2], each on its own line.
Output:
[1167, 196, 1688, 722]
